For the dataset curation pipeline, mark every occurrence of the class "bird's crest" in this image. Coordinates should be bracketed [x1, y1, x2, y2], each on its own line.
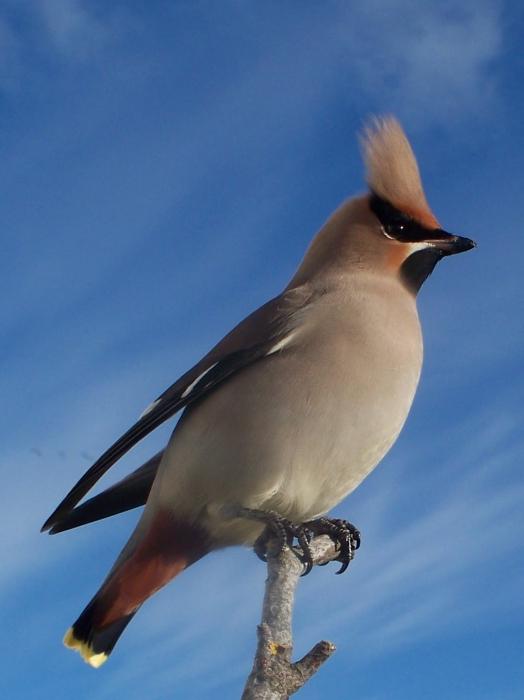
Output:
[361, 116, 438, 229]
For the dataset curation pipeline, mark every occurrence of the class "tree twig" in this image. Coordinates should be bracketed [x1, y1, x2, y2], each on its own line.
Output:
[241, 535, 340, 699]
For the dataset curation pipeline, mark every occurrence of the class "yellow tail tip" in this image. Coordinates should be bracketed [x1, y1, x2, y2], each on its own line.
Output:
[63, 627, 108, 668]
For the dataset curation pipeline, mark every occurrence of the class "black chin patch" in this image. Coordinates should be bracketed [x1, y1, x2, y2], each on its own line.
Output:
[400, 248, 443, 295]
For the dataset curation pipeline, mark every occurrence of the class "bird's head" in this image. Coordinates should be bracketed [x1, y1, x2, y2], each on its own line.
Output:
[290, 117, 475, 293]
[361, 116, 475, 293]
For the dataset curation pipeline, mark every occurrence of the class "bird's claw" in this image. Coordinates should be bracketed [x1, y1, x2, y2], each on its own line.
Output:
[251, 511, 314, 575]
[244, 508, 360, 576]
[303, 517, 360, 574]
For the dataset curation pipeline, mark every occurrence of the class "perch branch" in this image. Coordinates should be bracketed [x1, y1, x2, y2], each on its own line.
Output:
[241, 535, 340, 699]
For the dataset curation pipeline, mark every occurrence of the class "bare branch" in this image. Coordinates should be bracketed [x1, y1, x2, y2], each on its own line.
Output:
[242, 535, 340, 699]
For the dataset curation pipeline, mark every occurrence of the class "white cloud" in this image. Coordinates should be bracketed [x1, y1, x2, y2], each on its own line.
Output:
[37, 0, 108, 59]
[333, 0, 502, 124]
[0, 1, 503, 125]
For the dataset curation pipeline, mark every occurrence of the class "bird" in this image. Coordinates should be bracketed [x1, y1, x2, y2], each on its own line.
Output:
[42, 117, 475, 668]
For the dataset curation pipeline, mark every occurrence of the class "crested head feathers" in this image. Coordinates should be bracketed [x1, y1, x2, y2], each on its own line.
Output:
[361, 116, 439, 229]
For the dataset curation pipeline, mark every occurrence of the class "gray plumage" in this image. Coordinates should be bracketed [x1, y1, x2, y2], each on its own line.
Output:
[44, 117, 475, 667]
[150, 197, 424, 546]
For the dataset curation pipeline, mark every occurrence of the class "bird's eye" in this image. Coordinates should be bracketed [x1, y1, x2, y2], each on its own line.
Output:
[383, 222, 406, 239]
[370, 193, 426, 243]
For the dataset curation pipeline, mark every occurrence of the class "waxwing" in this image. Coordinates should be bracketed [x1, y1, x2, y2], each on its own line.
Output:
[43, 117, 475, 667]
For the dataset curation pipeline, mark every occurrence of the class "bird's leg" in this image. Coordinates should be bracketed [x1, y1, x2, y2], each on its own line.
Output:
[302, 518, 361, 574]
[229, 507, 315, 575]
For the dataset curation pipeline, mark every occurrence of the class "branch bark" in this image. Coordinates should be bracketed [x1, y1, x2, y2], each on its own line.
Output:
[241, 535, 340, 699]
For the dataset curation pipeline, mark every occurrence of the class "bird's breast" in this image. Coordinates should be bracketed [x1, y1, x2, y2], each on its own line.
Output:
[154, 278, 423, 537]
[269, 285, 422, 518]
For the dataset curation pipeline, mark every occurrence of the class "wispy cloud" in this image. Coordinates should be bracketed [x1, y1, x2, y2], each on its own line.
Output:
[332, 0, 502, 124]
[37, 0, 108, 59]
[0, 1, 503, 121]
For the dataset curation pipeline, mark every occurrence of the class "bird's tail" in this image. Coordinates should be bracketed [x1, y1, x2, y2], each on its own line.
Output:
[64, 511, 210, 667]
[63, 607, 135, 668]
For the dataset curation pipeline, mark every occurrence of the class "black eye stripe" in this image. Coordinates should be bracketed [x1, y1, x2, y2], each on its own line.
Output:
[369, 192, 431, 242]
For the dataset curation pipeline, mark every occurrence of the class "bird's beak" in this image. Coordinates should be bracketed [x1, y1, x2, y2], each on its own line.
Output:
[429, 230, 477, 256]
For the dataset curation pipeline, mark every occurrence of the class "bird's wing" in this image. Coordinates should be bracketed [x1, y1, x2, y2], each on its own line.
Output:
[42, 285, 313, 532]
[48, 451, 163, 534]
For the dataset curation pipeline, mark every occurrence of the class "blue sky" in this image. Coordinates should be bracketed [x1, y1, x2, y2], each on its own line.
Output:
[2, 1, 523, 698]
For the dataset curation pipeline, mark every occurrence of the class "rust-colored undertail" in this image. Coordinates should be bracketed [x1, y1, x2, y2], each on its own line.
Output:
[63, 512, 210, 667]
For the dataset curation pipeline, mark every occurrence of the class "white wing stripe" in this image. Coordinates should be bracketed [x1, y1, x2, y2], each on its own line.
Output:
[267, 331, 297, 355]
[140, 333, 295, 419]
[181, 361, 219, 399]
[139, 398, 161, 419]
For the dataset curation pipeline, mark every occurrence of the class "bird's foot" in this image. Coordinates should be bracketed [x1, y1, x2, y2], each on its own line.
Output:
[233, 507, 315, 575]
[233, 507, 360, 576]
[303, 518, 360, 574]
